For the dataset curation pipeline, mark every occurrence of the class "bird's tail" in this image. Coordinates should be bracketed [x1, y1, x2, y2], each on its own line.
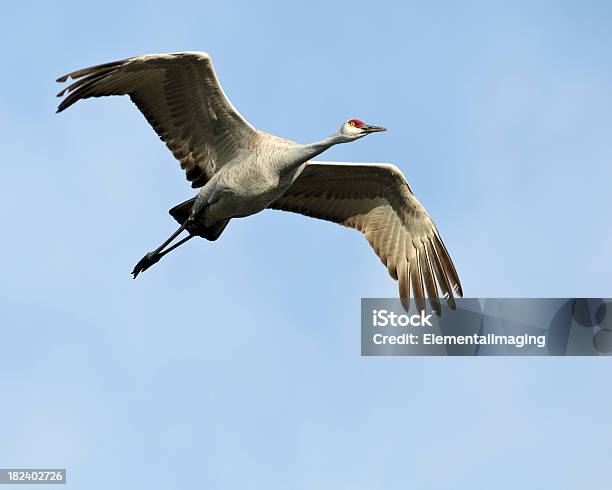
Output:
[169, 198, 230, 242]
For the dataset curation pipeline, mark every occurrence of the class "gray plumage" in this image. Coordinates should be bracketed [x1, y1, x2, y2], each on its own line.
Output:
[57, 51, 462, 314]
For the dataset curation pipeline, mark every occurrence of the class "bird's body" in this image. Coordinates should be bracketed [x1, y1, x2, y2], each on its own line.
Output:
[197, 132, 309, 225]
[57, 51, 462, 314]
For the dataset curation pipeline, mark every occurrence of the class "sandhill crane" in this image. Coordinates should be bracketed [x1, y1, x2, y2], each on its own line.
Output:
[56, 51, 462, 314]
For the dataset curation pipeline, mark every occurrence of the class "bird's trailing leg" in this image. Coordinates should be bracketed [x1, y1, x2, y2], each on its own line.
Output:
[132, 221, 194, 278]
[133, 183, 214, 278]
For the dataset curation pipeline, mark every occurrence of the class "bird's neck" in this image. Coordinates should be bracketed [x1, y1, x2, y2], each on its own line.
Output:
[298, 134, 343, 161]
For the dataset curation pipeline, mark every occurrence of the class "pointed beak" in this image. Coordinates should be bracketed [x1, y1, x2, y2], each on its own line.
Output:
[362, 124, 387, 133]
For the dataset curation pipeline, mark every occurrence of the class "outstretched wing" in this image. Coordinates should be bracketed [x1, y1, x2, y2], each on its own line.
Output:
[56, 51, 257, 188]
[268, 162, 462, 314]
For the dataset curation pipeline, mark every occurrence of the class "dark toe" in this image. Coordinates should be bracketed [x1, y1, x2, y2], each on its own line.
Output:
[131, 252, 162, 278]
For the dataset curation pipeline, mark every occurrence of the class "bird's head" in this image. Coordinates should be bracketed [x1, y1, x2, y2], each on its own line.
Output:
[338, 118, 387, 141]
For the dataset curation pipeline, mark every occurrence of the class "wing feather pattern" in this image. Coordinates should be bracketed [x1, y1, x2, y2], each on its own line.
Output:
[269, 162, 462, 314]
[56, 51, 256, 188]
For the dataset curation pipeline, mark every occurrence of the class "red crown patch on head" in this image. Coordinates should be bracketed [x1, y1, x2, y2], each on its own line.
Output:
[348, 119, 365, 128]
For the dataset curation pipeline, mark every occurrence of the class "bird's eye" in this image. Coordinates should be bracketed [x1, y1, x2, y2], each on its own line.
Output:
[349, 121, 356, 127]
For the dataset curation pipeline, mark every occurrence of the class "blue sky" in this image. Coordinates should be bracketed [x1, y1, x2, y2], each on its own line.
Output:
[1, 1, 611, 488]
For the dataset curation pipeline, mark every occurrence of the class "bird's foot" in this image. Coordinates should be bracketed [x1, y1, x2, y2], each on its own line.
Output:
[132, 251, 162, 279]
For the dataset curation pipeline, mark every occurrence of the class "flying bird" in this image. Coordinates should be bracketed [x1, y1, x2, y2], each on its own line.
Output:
[56, 51, 462, 314]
